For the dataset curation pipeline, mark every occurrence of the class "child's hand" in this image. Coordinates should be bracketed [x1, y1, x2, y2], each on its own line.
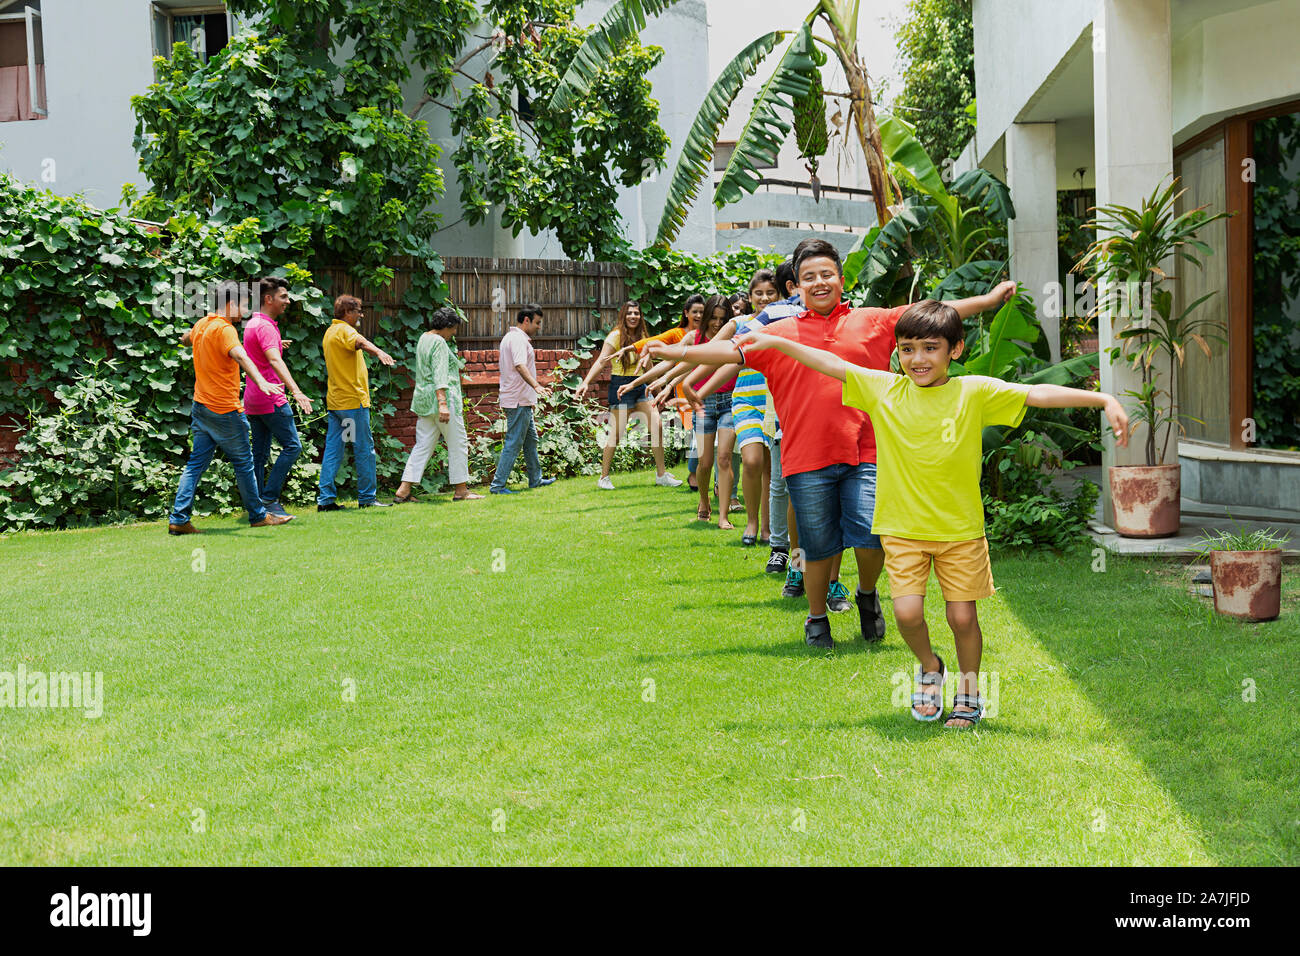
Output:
[1104, 395, 1130, 447]
[733, 330, 777, 350]
[991, 280, 1017, 304]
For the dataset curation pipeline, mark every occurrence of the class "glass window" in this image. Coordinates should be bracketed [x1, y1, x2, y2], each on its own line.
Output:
[1250, 110, 1300, 451]
[0, 1, 46, 122]
[1174, 135, 1230, 445]
[152, 4, 231, 65]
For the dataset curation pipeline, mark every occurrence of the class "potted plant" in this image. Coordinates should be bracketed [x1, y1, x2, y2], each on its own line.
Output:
[1075, 178, 1229, 538]
[1196, 526, 1290, 621]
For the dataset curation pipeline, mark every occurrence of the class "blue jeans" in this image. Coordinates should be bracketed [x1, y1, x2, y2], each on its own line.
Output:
[318, 406, 377, 505]
[170, 401, 267, 525]
[248, 403, 302, 503]
[784, 461, 881, 561]
[491, 405, 541, 491]
[768, 438, 789, 549]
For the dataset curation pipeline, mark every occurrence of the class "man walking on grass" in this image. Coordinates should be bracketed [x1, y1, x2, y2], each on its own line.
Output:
[318, 294, 397, 511]
[243, 277, 313, 518]
[490, 304, 556, 494]
[168, 281, 291, 534]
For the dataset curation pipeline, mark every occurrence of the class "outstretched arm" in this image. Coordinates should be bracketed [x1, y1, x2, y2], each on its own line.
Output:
[1026, 384, 1129, 446]
[735, 331, 848, 382]
[945, 280, 1017, 319]
[575, 341, 616, 400]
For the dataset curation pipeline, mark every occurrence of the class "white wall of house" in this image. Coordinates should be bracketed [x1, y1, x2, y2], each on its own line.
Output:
[0, 0, 156, 208]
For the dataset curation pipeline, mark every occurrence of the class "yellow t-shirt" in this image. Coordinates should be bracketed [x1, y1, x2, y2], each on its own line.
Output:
[604, 329, 641, 376]
[842, 367, 1031, 541]
[323, 319, 370, 410]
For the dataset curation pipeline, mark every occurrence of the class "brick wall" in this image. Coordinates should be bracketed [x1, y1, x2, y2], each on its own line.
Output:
[382, 348, 612, 450]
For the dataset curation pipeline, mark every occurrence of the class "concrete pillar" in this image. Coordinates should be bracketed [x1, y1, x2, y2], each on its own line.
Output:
[1093, 0, 1174, 523]
[1006, 122, 1061, 361]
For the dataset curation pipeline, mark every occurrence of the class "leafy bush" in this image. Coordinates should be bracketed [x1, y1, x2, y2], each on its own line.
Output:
[623, 245, 784, 330]
[0, 365, 174, 529]
[982, 427, 1099, 551]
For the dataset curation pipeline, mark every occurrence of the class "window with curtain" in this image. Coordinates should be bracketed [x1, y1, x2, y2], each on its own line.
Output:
[1174, 135, 1230, 445]
[1251, 110, 1300, 450]
[152, 5, 230, 65]
[0, 3, 46, 123]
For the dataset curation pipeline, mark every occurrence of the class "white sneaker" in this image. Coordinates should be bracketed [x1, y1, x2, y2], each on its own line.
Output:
[655, 472, 684, 487]
[597, 476, 615, 490]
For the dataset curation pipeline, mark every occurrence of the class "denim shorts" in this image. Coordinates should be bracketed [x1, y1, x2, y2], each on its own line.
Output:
[608, 374, 646, 409]
[784, 461, 882, 561]
[695, 391, 734, 435]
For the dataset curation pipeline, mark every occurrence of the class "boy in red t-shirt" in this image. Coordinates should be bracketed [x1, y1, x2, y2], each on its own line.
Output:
[650, 238, 1014, 649]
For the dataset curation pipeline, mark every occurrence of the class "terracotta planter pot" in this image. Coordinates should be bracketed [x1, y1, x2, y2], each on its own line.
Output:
[1108, 464, 1180, 538]
[1209, 550, 1283, 621]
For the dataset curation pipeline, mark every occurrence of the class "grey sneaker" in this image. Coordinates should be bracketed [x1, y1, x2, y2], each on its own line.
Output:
[782, 568, 804, 598]
[827, 579, 852, 613]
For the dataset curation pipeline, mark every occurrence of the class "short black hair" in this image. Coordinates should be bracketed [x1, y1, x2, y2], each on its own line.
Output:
[209, 279, 249, 312]
[258, 276, 290, 305]
[774, 260, 795, 296]
[430, 306, 463, 330]
[516, 303, 543, 323]
[896, 300, 963, 347]
[792, 237, 842, 279]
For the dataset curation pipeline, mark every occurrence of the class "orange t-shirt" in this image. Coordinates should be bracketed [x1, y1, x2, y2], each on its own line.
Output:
[632, 326, 687, 350]
[737, 302, 908, 478]
[190, 314, 243, 414]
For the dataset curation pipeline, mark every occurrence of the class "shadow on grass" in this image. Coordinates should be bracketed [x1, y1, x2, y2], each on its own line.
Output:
[994, 550, 1300, 865]
[636, 637, 889, 662]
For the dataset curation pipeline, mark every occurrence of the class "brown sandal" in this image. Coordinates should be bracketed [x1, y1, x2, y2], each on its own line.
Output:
[392, 493, 417, 504]
[453, 493, 485, 501]
[696, 505, 711, 521]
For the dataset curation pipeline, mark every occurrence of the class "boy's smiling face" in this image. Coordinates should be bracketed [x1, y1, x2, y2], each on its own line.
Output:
[897, 335, 964, 387]
[796, 256, 843, 315]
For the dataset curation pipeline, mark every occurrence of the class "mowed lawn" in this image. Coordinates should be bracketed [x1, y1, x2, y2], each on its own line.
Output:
[0, 468, 1295, 866]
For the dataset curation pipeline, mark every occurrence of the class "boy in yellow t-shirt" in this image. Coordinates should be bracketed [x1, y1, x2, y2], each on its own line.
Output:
[736, 300, 1129, 729]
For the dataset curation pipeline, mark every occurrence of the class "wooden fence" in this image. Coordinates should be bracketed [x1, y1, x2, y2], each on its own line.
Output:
[317, 256, 631, 352]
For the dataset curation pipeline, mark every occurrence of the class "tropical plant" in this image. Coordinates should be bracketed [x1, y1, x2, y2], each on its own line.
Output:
[550, 0, 901, 247]
[890, 0, 975, 163]
[1074, 177, 1231, 467]
[843, 113, 1013, 307]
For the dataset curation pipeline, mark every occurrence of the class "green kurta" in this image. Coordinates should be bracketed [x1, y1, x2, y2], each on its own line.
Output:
[411, 331, 463, 417]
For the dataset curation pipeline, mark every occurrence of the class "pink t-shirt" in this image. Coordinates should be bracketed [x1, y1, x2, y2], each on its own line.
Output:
[498, 326, 537, 409]
[242, 313, 287, 415]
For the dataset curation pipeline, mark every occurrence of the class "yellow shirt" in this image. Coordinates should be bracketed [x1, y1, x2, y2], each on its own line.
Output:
[604, 329, 641, 376]
[842, 367, 1031, 541]
[323, 319, 370, 410]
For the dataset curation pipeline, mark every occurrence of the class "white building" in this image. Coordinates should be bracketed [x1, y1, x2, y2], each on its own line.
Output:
[960, 0, 1300, 517]
[0, 0, 716, 256]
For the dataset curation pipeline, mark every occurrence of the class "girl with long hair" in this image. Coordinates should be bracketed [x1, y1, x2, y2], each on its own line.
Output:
[575, 300, 683, 491]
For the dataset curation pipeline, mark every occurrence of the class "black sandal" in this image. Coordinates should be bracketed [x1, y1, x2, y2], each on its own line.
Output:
[943, 694, 984, 730]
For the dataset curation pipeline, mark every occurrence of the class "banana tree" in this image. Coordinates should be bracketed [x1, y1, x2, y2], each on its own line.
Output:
[844, 113, 1015, 307]
[547, 0, 899, 246]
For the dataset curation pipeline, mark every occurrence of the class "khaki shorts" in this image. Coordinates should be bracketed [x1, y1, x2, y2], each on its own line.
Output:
[880, 535, 995, 601]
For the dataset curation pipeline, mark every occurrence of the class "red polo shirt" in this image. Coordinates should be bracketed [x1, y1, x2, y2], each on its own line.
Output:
[737, 302, 907, 478]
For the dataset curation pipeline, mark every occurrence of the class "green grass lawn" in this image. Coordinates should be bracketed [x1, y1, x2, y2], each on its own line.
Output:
[0, 468, 1295, 865]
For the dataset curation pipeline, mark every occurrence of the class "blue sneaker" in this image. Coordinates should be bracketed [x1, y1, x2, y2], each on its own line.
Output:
[490, 488, 517, 495]
[782, 569, 804, 598]
[528, 477, 556, 488]
[261, 499, 291, 518]
[827, 579, 852, 613]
